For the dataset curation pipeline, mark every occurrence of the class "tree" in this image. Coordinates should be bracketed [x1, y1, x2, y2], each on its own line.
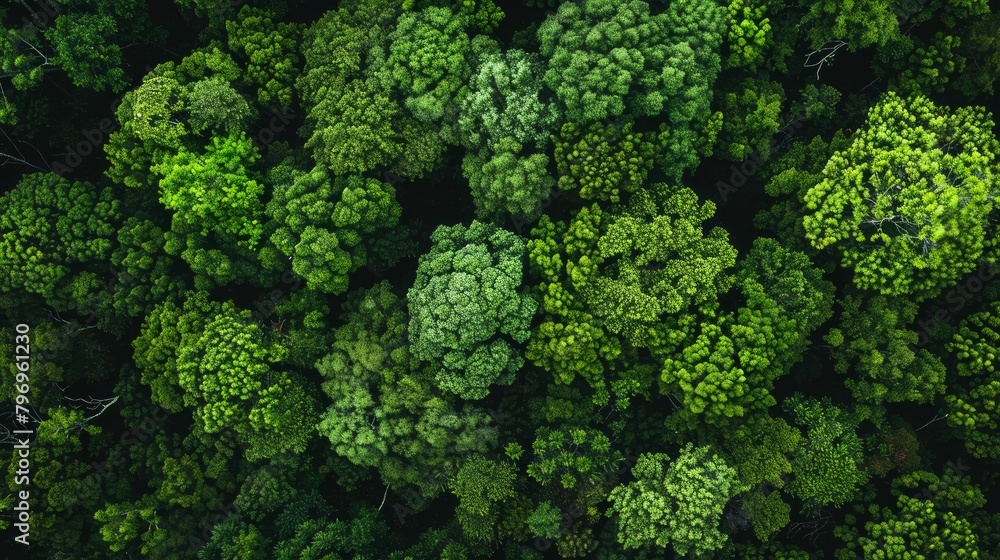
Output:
[450, 455, 517, 543]
[272, 498, 395, 559]
[858, 494, 980, 559]
[734, 238, 835, 379]
[715, 78, 784, 161]
[403, 0, 504, 33]
[825, 293, 946, 404]
[110, 216, 188, 317]
[527, 185, 737, 404]
[266, 166, 403, 294]
[408, 221, 537, 400]
[796, 0, 899, 50]
[0, 0, 151, 122]
[458, 47, 558, 154]
[149, 131, 272, 289]
[722, 413, 801, 541]
[44, 13, 127, 91]
[186, 77, 253, 135]
[305, 80, 408, 175]
[944, 301, 1000, 460]
[660, 320, 751, 425]
[379, 6, 473, 143]
[462, 136, 554, 220]
[723, 0, 772, 70]
[458, 46, 560, 218]
[225, 6, 302, 109]
[607, 444, 742, 557]
[526, 502, 562, 540]
[537, 0, 723, 124]
[0, 172, 119, 311]
[152, 132, 265, 250]
[552, 122, 655, 203]
[316, 282, 498, 502]
[876, 32, 966, 96]
[104, 47, 247, 188]
[802, 92, 1000, 298]
[525, 427, 621, 491]
[133, 291, 222, 413]
[197, 515, 268, 560]
[954, 11, 1000, 98]
[297, 4, 445, 178]
[784, 395, 869, 509]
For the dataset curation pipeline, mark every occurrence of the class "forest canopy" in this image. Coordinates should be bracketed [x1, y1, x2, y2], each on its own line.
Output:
[1, 0, 999, 559]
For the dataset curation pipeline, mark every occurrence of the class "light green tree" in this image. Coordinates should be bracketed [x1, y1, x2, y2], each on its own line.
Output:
[802, 92, 1000, 298]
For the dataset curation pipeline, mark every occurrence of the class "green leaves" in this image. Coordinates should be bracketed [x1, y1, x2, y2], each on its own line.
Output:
[715, 78, 784, 161]
[607, 444, 742, 556]
[525, 427, 620, 490]
[381, 6, 472, 139]
[267, 167, 403, 294]
[945, 302, 1000, 460]
[226, 6, 302, 109]
[153, 132, 264, 249]
[784, 395, 869, 508]
[723, 0, 771, 70]
[539, 0, 725, 145]
[458, 48, 557, 153]
[553, 122, 655, 203]
[450, 455, 516, 543]
[316, 282, 497, 501]
[527, 186, 737, 404]
[802, 92, 1000, 298]
[462, 136, 554, 220]
[0, 172, 119, 309]
[826, 293, 946, 404]
[858, 493, 981, 559]
[408, 221, 537, 400]
[45, 13, 127, 92]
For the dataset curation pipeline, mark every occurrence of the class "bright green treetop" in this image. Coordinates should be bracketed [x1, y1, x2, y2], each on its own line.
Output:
[858, 493, 981, 559]
[802, 92, 1000, 298]
[152, 132, 265, 250]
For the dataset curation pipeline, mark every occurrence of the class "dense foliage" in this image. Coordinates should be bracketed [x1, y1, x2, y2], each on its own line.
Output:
[1, 1, 999, 559]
